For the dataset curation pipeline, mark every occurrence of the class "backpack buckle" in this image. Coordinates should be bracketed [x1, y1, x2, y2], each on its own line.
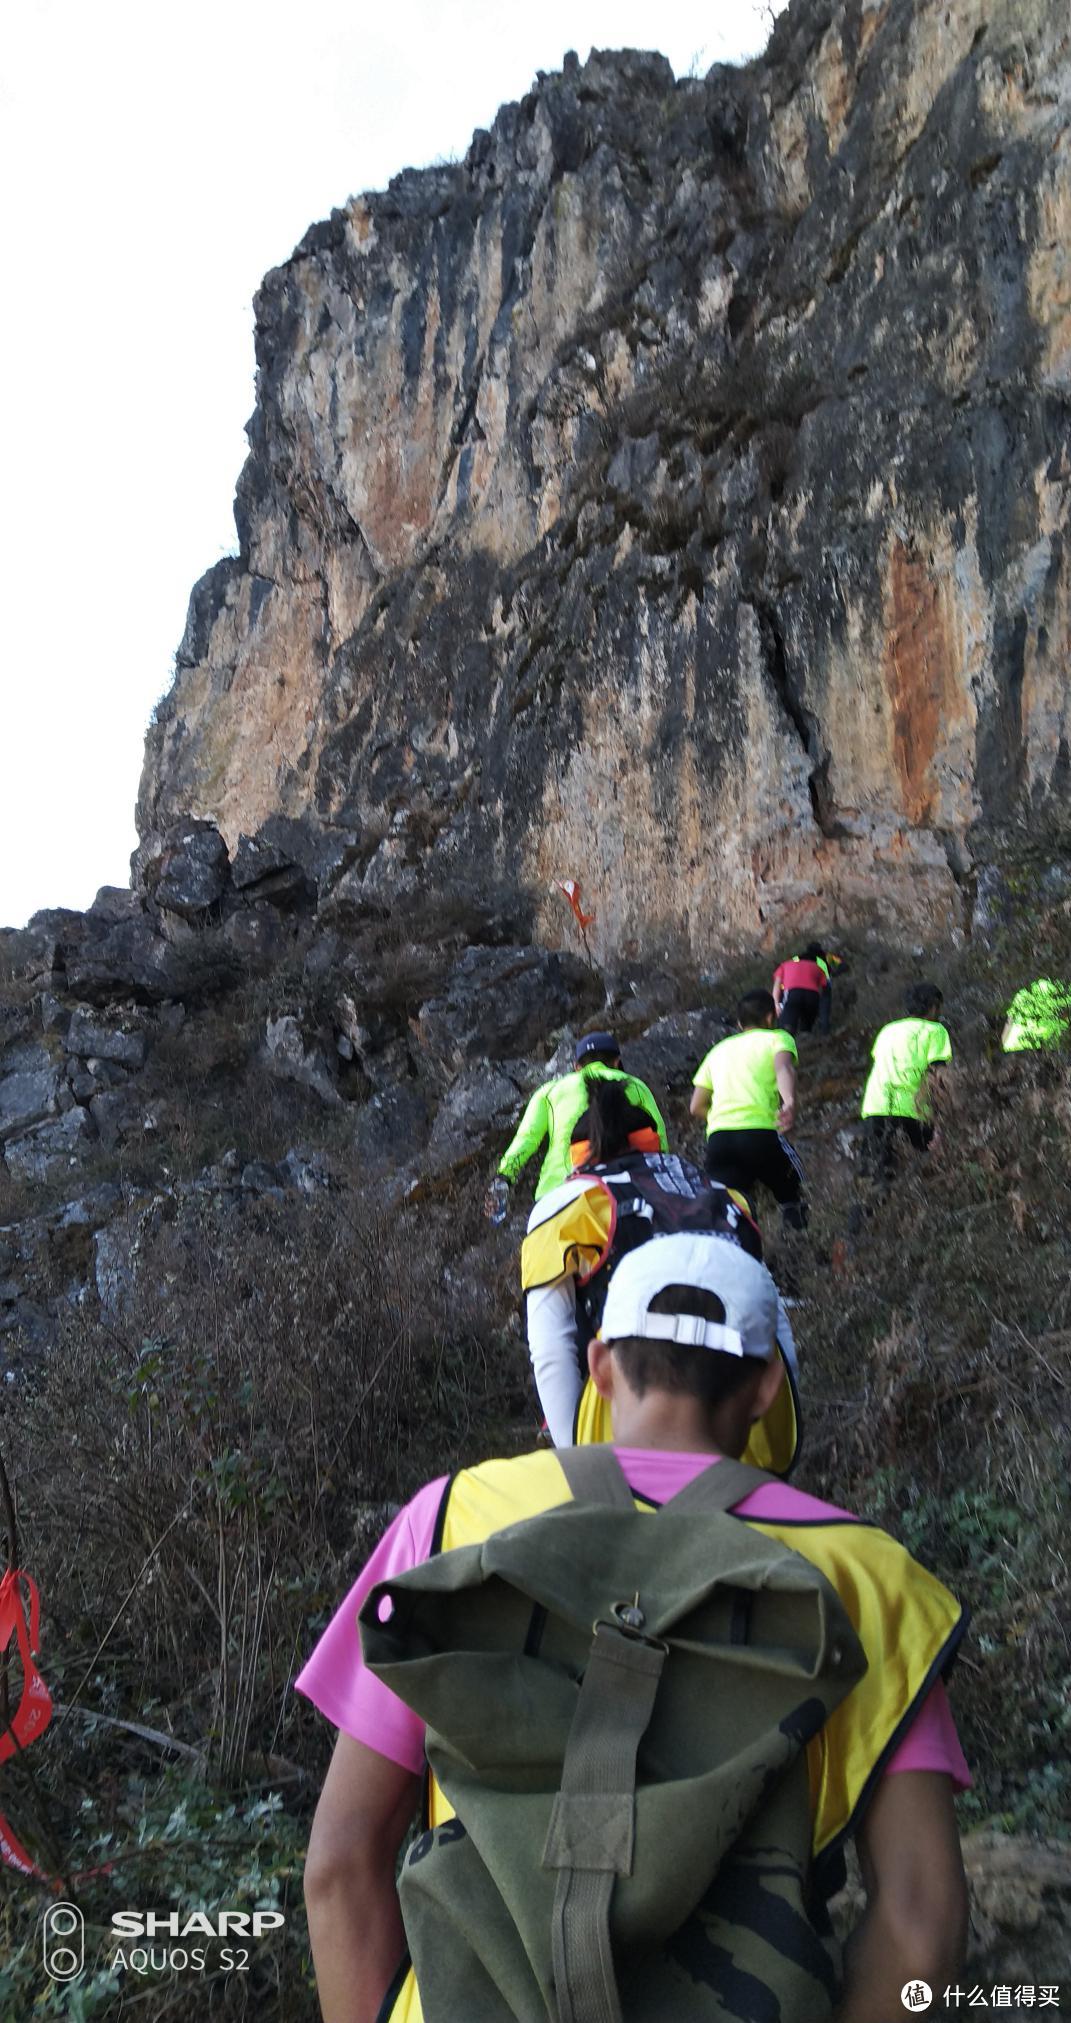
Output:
[595, 1597, 668, 1651]
[612, 1594, 646, 1631]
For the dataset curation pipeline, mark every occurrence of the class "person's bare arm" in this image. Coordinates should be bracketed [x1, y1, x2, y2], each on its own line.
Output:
[304, 1732, 420, 2023]
[835, 1772, 967, 2022]
[689, 1085, 712, 1123]
[772, 973, 785, 1014]
[774, 1051, 797, 1132]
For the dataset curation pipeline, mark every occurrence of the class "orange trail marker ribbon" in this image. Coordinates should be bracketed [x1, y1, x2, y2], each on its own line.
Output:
[0, 1567, 55, 1880]
[556, 879, 596, 930]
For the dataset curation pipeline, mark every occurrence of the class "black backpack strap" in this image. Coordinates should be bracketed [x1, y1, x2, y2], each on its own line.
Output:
[555, 1446, 638, 1510]
[662, 1454, 779, 1516]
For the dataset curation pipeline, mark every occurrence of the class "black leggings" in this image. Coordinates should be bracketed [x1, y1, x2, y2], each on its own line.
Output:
[861, 1115, 933, 1183]
[705, 1130, 808, 1230]
[778, 989, 820, 1037]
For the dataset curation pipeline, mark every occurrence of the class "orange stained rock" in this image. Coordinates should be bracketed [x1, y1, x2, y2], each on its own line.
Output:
[884, 539, 964, 826]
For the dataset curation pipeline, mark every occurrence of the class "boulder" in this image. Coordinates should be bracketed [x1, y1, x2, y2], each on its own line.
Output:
[278, 1147, 332, 1194]
[230, 832, 295, 890]
[135, 821, 230, 919]
[52, 1184, 124, 1229]
[4, 1107, 93, 1182]
[87, 887, 144, 925]
[65, 917, 239, 1004]
[424, 1067, 521, 1178]
[66, 1011, 147, 1069]
[230, 833, 317, 910]
[972, 866, 1015, 941]
[88, 1087, 146, 1150]
[223, 904, 290, 969]
[39, 994, 70, 1036]
[1, 913, 86, 980]
[94, 1208, 156, 1319]
[263, 1015, 340, 1106]
[247, 815, 362, 899]
[416, 946, 599, 1080]
[611, 971, 685, 1030]
[0, 1043, 63, 1142]
[353, 1084, 431, 1171]
[624, 1012, 728, 1103]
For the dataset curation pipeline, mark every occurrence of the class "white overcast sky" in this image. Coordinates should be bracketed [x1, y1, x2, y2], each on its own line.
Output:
[0, 0, 783, 930]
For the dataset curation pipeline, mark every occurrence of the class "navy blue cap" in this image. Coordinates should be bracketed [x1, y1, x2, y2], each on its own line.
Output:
[575, 1031, 620, 1064]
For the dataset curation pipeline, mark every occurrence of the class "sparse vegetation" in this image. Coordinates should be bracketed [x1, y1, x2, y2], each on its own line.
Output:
[3, 870, 1071, 2009]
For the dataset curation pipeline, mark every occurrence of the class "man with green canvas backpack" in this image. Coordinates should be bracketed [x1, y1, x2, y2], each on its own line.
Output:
[298, 1237, 970, 2023]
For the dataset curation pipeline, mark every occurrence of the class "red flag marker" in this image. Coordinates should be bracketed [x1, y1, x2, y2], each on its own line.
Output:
[556, 879, 596, 930]
[0, 1568, 55, 1879]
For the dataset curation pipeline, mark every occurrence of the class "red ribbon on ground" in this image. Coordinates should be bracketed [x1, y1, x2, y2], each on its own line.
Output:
[556, 879, 596, 930]
[0, 1567, 55, 1879]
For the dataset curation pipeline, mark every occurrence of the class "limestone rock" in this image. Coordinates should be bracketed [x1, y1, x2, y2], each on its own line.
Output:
[4, 1107, 93, 1182]
[424, 1066, 521, 1177]
[416, 946, 599, 1080]
[88, 1087, 146, 1151]
[136, 5, 1071, 954]
[65, 916, 239, 1005]
[66, 1011, 147, 1069]
[625, 1011, 730, 1102]
[135, 821, 230, 919]
[230, 831, 318, 912]
[88, 887, 144, 925]
[0, 1043, 63, 1142]
[353, 1085, 430, 1171]
[222, 903, 290, 970]
[263, 1014, 340, 1106]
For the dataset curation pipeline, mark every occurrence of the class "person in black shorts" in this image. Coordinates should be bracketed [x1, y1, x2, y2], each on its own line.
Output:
[772, 943, 831, 1037]
[689, 992, 807, 1230]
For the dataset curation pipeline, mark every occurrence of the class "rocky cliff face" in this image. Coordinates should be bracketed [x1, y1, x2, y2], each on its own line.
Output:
[139, 0, 1071, 958]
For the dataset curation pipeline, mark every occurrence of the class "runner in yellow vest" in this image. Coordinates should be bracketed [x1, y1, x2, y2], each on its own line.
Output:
[490, 1031, 667, 1209]
[860, 982, 951, 1181]
[690, 991, 806, 1228]
[298, 1237, 970, 2023]
[1001, 977, 1071, 1053]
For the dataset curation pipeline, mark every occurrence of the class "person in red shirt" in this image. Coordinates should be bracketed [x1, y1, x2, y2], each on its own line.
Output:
[773, 941, 831, 1037]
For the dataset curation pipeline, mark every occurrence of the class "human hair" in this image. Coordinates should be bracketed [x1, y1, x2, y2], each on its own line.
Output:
[571, 1077, 652, 1166]
[737, 990, 776, 1030]
[801, 941, 826, 963]
[906, 981, 943, 1018]
[609, 1286, 761, 1408]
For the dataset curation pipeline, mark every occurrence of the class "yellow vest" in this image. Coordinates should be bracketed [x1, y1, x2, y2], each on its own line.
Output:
[520, 1175, 800, 1473]
[381, 1449, 965, 2023]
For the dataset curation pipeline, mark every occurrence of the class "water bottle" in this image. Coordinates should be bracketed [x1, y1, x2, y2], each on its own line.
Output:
[487, 1177, 510, 1226]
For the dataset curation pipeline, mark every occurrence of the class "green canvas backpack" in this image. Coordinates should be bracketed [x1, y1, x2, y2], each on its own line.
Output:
[359, 1447, 868, 2023]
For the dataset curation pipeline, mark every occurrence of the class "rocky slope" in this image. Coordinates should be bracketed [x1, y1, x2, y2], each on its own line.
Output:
[139, 0, 1071, 959]
[3, 819, 1070, 2011]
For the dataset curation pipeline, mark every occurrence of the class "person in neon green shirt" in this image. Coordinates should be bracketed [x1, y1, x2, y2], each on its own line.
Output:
[491, 1031, 668, 1207]
[689, 991, 806, 1229]
[1001, 978, 1071, 1053]
[860, 982, 951, 1180]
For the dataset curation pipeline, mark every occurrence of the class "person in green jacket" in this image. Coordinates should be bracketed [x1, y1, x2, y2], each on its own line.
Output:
[1001, 977, 1071, 1053]
[489, 1032, 668, 1211]
[860, 982, 951, 1182]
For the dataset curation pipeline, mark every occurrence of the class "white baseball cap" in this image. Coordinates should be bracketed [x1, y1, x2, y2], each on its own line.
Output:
[599, 1234, 779, 1360]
